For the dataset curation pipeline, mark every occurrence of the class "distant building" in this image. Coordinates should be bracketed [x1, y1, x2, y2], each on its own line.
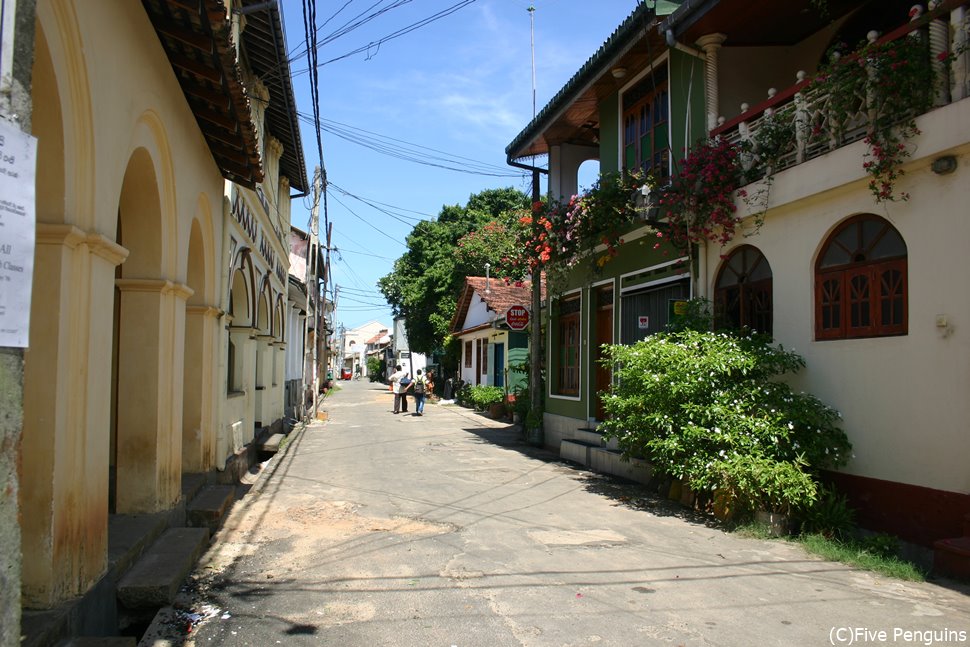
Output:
[450, 277, 542, 392]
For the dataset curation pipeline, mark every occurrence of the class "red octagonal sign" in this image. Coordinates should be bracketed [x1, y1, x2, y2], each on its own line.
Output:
[505, 304, 530, 331]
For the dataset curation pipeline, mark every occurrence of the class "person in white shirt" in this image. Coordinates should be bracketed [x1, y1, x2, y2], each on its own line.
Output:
[389, 365, 408, 414]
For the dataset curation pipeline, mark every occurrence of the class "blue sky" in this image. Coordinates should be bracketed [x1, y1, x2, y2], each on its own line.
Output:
[280, 1, 640, 331]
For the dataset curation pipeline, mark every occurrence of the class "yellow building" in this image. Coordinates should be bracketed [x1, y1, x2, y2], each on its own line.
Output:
[18, 0, 306, 637]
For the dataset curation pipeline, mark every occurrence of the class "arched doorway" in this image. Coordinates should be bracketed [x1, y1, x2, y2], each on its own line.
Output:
[112, 147, 167, 514]
[182, 216, 210, 472]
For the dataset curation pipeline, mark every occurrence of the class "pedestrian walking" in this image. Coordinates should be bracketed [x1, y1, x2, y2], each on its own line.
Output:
[389, 365, 406, 414]
[412, 369, 429, 416]
[398, 372, 412, 413]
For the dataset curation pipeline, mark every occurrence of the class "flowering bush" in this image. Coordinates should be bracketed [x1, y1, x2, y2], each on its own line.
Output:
[598, 310, 851, 517]
[455, 219, 531, 281]
[513, 171, 644, 291]
[811, 34, 934, 202]
[658, 137, 746, 252]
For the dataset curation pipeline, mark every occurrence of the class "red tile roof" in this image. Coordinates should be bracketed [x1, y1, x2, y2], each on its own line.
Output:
[449, 276, 545, 334]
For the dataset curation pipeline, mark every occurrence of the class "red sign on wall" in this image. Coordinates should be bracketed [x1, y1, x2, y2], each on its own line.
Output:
[505, 305, 530, 331]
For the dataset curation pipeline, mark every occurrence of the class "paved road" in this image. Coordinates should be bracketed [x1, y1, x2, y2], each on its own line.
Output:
[176, 379, 970, 647]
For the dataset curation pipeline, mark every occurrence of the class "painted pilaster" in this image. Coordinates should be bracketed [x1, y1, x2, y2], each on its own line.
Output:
[183, 306, 221, 472]
[114, 279, 190, 513]
[21, 225, 126, 606]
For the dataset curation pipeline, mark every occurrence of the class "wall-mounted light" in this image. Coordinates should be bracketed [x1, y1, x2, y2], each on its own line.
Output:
[611, 67, 628, 79]
[931, 155, 958, 175]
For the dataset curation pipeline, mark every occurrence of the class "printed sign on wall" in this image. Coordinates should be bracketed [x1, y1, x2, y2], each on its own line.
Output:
[0, 120, 38, 347]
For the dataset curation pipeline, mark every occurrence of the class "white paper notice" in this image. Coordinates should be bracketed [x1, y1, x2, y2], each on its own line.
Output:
[0, 120, 37, 347]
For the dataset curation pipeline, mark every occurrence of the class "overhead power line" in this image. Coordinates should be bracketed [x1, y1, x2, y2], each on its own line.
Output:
[295, 113, 523, 178]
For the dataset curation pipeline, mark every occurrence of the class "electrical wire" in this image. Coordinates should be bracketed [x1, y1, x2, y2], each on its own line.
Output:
[299, 114, 523, 178]
[328, 192, 408, 246]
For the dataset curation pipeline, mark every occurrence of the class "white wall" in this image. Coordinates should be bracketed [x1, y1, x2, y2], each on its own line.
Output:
[706, 100, 970, 495]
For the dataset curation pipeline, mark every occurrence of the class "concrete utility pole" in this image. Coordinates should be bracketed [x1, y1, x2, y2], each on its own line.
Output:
[0, 1, 37, 644]
[319, 220, 332, 392]
[307, 167, 322, 418]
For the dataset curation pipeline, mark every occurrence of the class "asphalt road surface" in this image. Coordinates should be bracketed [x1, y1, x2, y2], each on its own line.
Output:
[174, 379, 970, 647]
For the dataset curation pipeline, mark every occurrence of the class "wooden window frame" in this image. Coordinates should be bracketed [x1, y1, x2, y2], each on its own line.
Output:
[554, 296, 581, 396]
[815, 216, 908, 340]
[464, 340, 472, 368]
[714, 245, 773, 335]
[622, 70, 670, 181]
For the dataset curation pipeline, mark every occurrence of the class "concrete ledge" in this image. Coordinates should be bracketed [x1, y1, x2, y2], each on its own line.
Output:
[934, 536, 970, 580]
[258, 433, 285, 453]
[560, 440, 594, 466]
[186, 485, 235, 531]
[117, 528, 210, 609]
[589, 448, 653, 485]
[572, 429, 605, 446]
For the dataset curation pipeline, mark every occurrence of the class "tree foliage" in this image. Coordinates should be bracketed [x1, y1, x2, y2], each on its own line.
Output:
[377, 188, 530, 361]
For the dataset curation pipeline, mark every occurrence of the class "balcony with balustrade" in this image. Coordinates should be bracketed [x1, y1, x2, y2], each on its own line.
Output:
[696, 1, 969, 213]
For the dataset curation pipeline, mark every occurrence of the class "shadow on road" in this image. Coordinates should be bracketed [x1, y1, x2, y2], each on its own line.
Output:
[459, 421, 721, 532]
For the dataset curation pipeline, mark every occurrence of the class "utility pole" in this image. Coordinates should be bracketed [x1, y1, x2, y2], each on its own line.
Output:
[320, 220, 332, 390]
[527, 5, 543, 441]
[307, 167, 322, 419]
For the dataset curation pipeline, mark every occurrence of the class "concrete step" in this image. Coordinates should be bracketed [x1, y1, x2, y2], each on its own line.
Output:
[589, 447, 653, 485]
[573, 428, 606, 447]
[117, 527, 210, 609]
[560, 439, 599, 466]
[186, 485, 235, 531]
[181, 472, 208, 503]
[933, 536, 970, 580]
[67, 638, 136, 647]
[258, 432, 286, 453]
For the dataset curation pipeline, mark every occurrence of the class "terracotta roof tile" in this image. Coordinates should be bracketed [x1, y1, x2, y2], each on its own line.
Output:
[450, 276, 545, 334]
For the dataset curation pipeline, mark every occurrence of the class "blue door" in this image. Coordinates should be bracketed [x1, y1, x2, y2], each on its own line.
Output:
[493, 343, 505, 388]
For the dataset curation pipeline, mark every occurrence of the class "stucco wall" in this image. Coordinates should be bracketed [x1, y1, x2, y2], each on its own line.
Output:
[706, 99, 970, 496]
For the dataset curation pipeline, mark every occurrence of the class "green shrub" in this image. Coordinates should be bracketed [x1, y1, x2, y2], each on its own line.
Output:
[858, 533, 900, 559]
[366, 356, 384, 382]
[468, 385, 504, 411]
[599, 323, 851, 517]
[799, 485, 856, 540]
[456, 383, 473, 407]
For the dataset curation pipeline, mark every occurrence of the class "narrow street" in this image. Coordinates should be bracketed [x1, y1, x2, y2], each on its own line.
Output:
[172, 380, 970, 647]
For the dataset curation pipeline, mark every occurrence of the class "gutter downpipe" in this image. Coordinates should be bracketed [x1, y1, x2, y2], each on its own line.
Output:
[506, 154, 547, 445]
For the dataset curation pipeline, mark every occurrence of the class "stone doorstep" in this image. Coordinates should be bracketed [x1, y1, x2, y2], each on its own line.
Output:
[258, 432, 286, 453]
[560, 439, 597, 466]
[180, 472, 207, 503]
[116, 527, 210, 610]
[185, 485, 236, 531]
[933, 536, 970, 580]
[572, 428, 606, 447]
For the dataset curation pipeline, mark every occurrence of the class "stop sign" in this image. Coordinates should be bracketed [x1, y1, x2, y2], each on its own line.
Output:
[505, 305, 530, 331]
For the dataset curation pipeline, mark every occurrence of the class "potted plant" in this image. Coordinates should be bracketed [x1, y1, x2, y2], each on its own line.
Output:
[717, 454, 817, 536]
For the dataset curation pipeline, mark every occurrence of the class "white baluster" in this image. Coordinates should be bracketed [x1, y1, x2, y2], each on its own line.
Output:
[794, 71, 809, 164]
[738, 104, 752, 172]
[928, 1, 951, 105]
[953, 6, 969, 101]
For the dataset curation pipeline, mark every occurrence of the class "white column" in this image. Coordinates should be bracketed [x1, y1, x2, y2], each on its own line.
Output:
[696, 33, 727, 131]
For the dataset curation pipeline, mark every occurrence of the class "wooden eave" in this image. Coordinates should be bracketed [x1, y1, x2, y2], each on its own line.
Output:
[506, 4, 668, 161]
[142, 0, 263, 189]
[239, 0, 309, 194]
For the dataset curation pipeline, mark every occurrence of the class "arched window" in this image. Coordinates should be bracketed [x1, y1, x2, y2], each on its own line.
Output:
[815, 215, 907, 340]
[714, 245, 773, 335]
